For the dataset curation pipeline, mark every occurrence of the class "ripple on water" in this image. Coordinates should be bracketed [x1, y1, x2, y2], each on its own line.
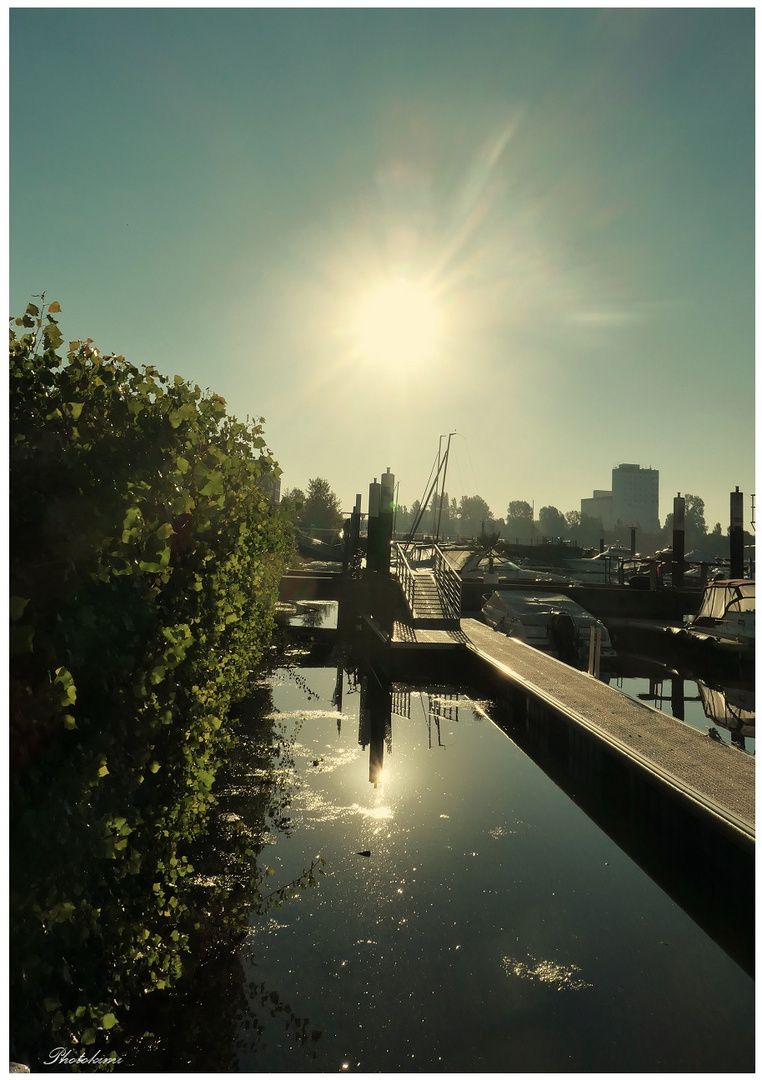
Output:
[501, 955, 593, 992]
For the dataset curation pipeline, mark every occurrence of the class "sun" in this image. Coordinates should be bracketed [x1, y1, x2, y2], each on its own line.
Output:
[350, 278, 440, 366]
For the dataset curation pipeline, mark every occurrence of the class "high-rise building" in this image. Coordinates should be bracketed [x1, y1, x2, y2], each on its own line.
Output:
[581, 465, 660, 534]
[611, 464, 659, 532]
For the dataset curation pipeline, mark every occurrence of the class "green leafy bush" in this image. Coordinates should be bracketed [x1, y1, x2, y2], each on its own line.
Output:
[9, 300, 296, 1066]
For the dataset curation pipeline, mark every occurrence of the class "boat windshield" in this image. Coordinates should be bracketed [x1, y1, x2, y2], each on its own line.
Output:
[695, 581, 755, 622]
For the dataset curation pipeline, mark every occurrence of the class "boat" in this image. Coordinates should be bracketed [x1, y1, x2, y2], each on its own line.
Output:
[675, 580, 755, 661]
[562, 546, 632, 581]
[481, 589, 616, 667]
[459, 550, 571, 585]
[296, 531, 344, 561]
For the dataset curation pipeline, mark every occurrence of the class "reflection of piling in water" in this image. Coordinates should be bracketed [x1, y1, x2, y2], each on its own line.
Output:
[358, 674, 393, 786]
[333, 668, 343, 734]
[672, 676, 685, 722]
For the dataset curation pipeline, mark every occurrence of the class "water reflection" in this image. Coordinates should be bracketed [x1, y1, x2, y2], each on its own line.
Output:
[283, 599, 339, 629]
[697, 679, 755, 750]
[502, 954, 593, 992]
[238, 661, 753, 1073]
[358, 676, 392, 787]
[334, 669, 468, 786]
[611, 656, 755, 754]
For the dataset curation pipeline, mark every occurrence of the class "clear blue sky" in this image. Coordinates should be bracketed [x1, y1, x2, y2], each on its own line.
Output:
[9, 7, 755, 535]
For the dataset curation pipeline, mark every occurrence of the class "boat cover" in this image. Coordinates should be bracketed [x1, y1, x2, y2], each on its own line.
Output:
[694, 581, 755, 622]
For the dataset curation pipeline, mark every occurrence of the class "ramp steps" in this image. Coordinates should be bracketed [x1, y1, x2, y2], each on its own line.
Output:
[411, 569, 459, 629]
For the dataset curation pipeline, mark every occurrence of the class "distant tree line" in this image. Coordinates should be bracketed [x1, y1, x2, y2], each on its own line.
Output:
[392, 491, 749, 559]
[280, 478, 750, 560]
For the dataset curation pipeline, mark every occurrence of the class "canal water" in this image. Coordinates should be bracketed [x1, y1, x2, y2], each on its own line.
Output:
[228, 661, 754, 1073]
[609, 664, 755, 756]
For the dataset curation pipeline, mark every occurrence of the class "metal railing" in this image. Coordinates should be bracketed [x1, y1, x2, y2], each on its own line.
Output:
[393, 542, 462, 623]
[433, 546, 462, 622]
[393, 542, 417, 615]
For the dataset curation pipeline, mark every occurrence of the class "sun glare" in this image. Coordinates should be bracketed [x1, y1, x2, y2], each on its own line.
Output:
[350, 278, 440, 366]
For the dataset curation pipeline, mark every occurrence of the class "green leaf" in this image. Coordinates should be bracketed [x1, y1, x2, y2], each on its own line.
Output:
[43, 323, 64, 351]
[199, 472, 224, 497]
[63, 402, 84, 420]
[169, 403, 197, 428]
[54, 667, 77, 706]
[81, 1028, 97, 1046]
[101, 1012, 117, 1030]
[10, 595, 29, 621]
[51, 901, 76, 923]
[44, 996, 61, 1012]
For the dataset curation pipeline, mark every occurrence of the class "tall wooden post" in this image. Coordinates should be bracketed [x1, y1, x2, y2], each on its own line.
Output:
[672, 494, 685, 588]
[730, 487, 744, 578]
[378, 468, 395, 574]
[350, 494, 362, 562]
[366, 478, 381, 572]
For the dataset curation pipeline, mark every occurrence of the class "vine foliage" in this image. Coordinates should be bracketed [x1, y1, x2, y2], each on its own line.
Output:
[9, 299, 296, 1066]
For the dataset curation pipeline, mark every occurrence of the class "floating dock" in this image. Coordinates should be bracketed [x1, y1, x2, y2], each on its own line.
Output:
[461, 618, 754, 841]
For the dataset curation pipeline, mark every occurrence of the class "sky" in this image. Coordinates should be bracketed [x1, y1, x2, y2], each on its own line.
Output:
[9, 6, 756, 536]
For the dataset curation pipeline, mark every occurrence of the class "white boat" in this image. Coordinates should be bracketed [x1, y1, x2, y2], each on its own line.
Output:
[460, 553, 570, 585]
[562, 546, 631, 580]
[481, 589, 616, 666]
[683, 580, 755, 656]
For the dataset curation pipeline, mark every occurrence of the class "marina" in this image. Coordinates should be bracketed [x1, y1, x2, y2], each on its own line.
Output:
[277, 550, 755, 974]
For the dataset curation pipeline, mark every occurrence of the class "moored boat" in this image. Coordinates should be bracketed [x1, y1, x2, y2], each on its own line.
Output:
[481, 589, 616, 667]
[674, 579, 755, 661]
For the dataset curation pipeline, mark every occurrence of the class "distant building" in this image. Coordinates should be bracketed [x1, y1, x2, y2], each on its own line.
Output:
[582, 465, 659, 534]
[612, 464, 659, 532]
[581, 489, 613, 529]
[261, 475, 281, 505]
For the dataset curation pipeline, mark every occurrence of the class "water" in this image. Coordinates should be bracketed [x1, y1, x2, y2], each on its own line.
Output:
[281, 599, 339, 630]
[231, 664, 754, 1073]
[608, 658, 755, 756]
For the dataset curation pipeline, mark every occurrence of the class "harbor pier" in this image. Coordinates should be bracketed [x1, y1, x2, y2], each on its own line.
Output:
[279, 477, 753, 973]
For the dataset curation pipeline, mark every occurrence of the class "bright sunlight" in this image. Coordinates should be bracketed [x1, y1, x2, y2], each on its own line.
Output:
[350, 278, 440, 366]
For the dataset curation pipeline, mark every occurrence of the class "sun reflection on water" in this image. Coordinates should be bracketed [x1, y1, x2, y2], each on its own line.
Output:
[502, 954, 593, 992]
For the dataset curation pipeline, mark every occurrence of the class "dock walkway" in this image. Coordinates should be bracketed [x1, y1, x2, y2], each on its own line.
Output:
[461, 618, 754, 838]
[381, 614, 754, 842]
